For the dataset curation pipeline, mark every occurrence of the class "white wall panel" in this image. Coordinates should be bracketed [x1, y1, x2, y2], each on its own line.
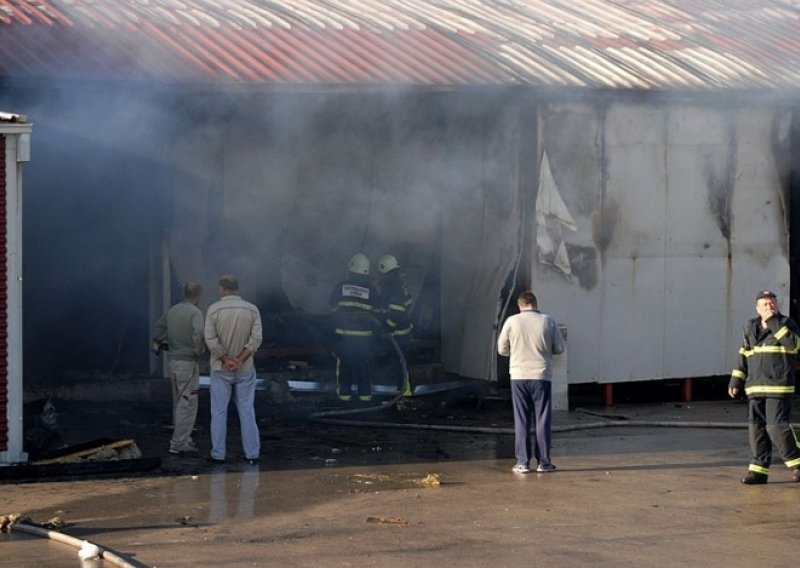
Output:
[597, 257, 666, 380]
[663, 107, 732, 379]
[535, 102, 791, 384]
[663, 257, 729, 377]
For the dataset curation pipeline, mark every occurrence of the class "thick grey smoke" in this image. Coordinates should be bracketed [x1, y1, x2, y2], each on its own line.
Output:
[0, 79, 183, 380]
[0, 76, 522, 384]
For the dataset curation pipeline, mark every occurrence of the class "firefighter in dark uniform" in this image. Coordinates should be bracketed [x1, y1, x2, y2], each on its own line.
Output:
[329, 253, 377, 402]
[376, 254, 414, 396]
[729, 289, 800, 484]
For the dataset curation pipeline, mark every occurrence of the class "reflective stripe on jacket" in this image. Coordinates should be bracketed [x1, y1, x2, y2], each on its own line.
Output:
[329, 276, 377, 337]
[377, 273, 413, 337]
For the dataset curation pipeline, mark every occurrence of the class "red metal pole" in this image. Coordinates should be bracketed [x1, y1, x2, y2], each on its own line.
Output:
[682, 378, 693, 403]
[604, 383, 613, 406]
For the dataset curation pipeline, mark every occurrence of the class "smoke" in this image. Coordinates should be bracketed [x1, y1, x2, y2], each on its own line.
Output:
[0, 78, 183, 378]
[0, 72, 524, 382]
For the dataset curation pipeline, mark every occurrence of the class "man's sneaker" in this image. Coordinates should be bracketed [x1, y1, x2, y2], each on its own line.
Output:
[205, 456, 226, 464]
[792, 468, 800, 483]
[740, 472, 768, 485]
[512, 464, 531, 474]
[169, 445, 200, 455]
[238, 454, 261, 465]
[536, 463, 557, 473]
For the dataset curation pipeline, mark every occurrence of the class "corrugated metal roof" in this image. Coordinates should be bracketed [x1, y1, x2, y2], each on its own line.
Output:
[1, 0, 799, 89]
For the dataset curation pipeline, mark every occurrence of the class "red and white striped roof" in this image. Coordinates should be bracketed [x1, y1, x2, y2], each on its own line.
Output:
[1, 0, 799, 89]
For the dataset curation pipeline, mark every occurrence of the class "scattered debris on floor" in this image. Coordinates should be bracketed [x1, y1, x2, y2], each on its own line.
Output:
[43, 516, 65, 529]
[174, 516, 194, 526]
[416, 473, 441, 487]
[353, 473, 391, 484]
[24, 398, 63, 457]
[350, 471, 442, 489]
[0, 514, 33, 532]
[366, 516, 410, 526]
[33, 438, 142, 464]
[0, 438, 160, 482]
[1, 514, 67, 532]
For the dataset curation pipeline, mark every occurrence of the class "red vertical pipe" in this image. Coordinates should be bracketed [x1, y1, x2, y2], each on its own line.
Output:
[604, 383, 613, 406]
[682, 378, 693, 403]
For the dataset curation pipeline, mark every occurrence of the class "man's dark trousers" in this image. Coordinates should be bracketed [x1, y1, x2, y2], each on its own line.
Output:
[511, 379, 552, 467]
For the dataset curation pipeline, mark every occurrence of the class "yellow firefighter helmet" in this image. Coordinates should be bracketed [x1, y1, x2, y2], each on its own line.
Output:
[378, 254, 400, 274]
[348, 253, 370, 275]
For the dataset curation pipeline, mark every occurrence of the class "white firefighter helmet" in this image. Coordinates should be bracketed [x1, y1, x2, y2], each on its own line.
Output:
[378, 254, 400, 274]
[348, 253, 370, 275]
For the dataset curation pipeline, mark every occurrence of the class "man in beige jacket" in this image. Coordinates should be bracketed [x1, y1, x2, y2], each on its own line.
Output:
[204, 275, 263, 464]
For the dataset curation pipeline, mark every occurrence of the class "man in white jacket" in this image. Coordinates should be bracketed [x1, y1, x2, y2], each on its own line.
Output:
[497, 291, 565, 474]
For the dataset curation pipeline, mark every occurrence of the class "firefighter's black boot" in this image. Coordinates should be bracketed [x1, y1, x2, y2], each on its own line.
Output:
[741, 472, 768, 485]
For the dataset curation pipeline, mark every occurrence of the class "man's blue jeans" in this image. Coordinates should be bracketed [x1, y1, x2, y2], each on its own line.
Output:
[210, 367, 260, 460]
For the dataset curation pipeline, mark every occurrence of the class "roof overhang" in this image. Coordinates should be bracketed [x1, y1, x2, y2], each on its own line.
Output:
[0, 111, 32, 134]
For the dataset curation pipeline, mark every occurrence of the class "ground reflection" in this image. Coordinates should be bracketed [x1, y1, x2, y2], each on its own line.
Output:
[208, 465, 261, 522]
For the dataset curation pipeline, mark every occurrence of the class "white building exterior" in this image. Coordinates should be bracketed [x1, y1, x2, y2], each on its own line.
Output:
[532, 101, 792, 385]
[0, 112, 31, 465]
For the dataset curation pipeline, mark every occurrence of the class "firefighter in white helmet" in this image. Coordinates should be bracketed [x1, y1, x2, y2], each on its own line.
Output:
[328, 253, 378, 402]
[376, 254, 414, 396]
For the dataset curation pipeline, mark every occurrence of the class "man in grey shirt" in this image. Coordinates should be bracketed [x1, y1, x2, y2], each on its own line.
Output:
[497, 291, 565, 474]
[205, 275, 263, 464]
[154, 282, 204, 455]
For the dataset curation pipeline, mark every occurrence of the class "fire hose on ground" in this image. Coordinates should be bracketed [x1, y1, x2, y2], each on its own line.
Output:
[310, 413, 752, 433]
[1, 514, 144, 568]
[312, 334, 752, 431]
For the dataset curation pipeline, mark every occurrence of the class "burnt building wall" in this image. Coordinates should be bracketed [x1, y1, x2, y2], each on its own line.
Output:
[1, 78, 798, 393]
[532, 99, 795, 383]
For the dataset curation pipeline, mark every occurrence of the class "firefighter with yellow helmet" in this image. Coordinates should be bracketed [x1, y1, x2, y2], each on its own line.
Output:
[376, 254, 414, 396]
[328, 253, 378, 402]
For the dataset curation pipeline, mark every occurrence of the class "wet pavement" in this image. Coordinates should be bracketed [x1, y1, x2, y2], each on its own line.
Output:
[3, 393, 800, 567]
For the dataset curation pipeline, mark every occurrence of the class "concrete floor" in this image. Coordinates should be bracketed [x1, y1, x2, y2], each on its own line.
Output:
[2, 398, 798, 567]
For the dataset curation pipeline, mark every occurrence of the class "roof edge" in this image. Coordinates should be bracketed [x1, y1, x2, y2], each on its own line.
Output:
[0, 112, 28, 123]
